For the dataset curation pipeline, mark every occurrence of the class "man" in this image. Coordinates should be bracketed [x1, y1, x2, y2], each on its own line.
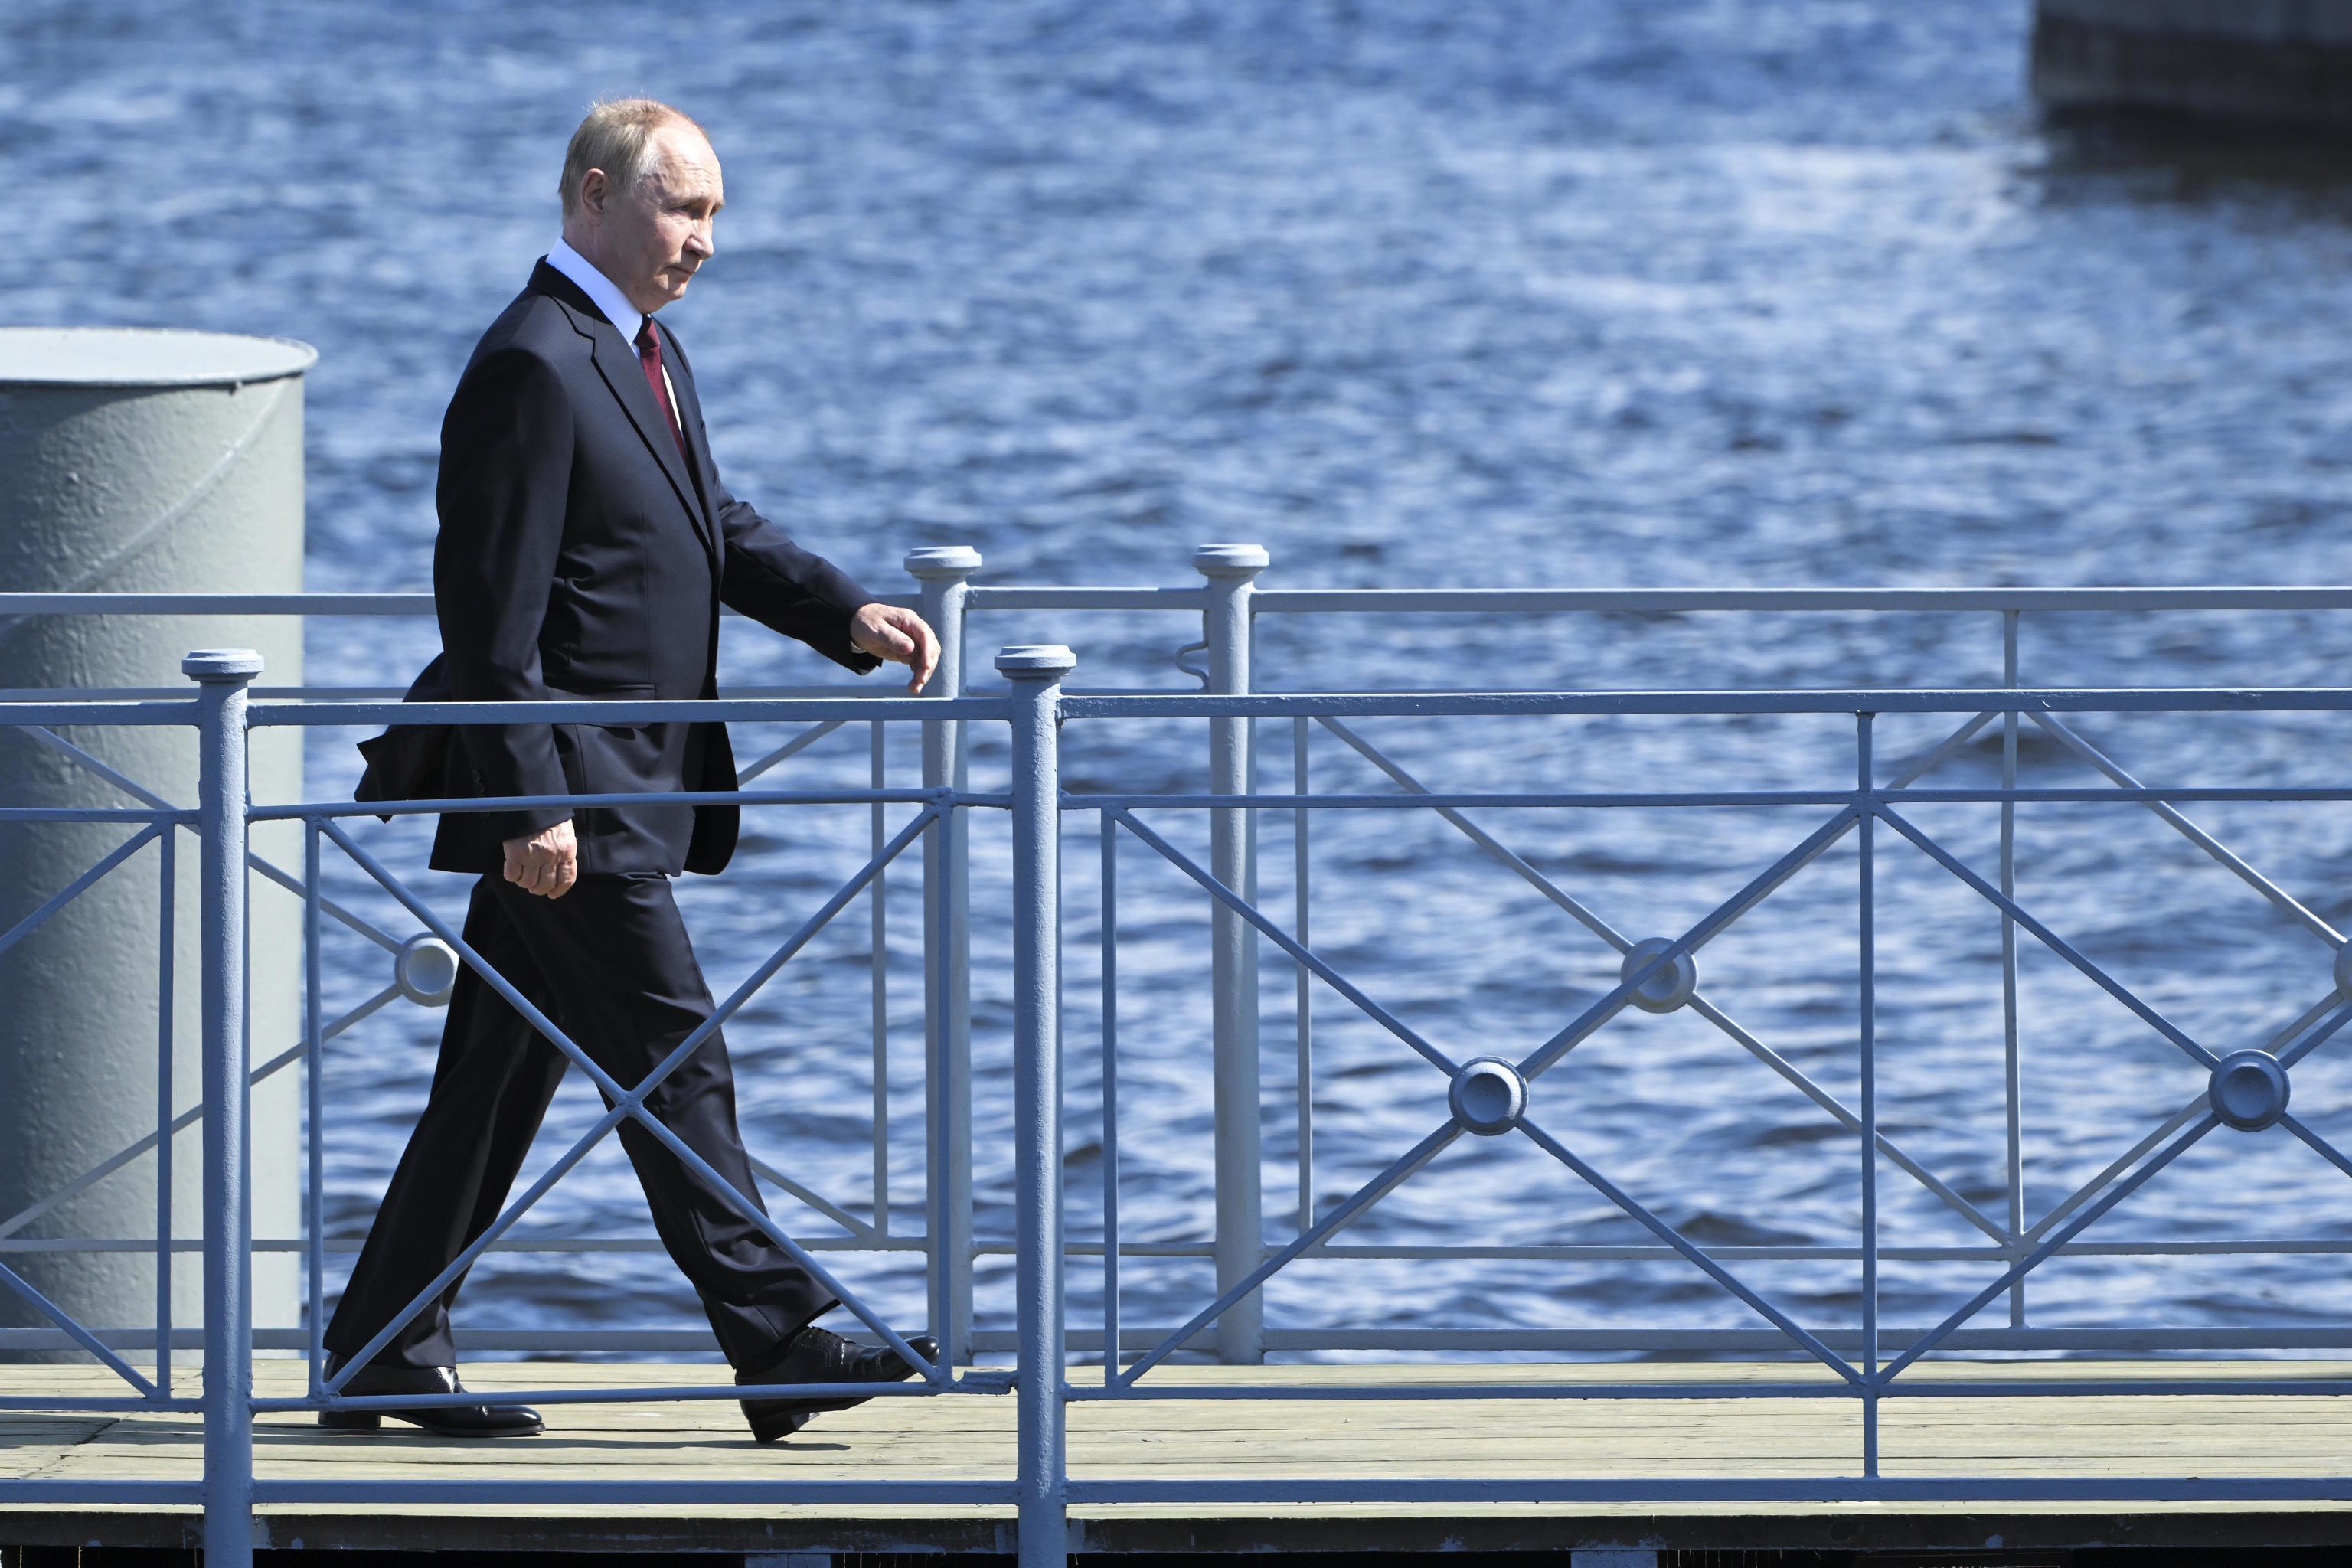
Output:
[324, 99, 940, 1443]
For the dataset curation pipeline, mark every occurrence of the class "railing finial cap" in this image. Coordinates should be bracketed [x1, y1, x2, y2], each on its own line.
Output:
[904, 544, 982, 577]
[181, 648, 264, 681]
[995, 643, 1077, 678]
[1192, 542, 1269, 577]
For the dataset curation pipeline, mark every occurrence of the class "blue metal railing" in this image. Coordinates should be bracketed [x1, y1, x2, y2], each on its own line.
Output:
[11, 556, 2352, 1563]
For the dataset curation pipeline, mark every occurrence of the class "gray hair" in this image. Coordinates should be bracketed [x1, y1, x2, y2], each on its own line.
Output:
[557, 98, 705, 218]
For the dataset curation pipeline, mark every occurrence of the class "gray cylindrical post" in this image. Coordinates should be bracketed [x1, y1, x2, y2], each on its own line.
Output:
[999, 644, 1072, 1568]
[0, 330, 309, 1360]
[188, 650, 260, 1568]
[909, 546, 981, 1367]
[1194, 544, 1266, 1364]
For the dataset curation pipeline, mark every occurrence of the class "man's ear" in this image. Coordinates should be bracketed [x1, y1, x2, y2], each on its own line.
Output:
[579, 168, 609, 218]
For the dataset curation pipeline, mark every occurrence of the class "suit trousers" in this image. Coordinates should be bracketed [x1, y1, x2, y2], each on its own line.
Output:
[322, 871, 835, 1370]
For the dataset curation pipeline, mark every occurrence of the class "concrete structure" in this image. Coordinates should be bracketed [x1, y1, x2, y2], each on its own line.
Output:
[2034, 0, 2352, 122]
[0, 328, 311, 1356]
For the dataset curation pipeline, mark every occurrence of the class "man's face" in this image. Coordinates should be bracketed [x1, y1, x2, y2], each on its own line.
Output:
[580, 123, 724, 316]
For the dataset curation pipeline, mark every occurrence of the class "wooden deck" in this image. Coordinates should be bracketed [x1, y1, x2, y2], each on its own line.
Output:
[8, 1361, 2352, 1556]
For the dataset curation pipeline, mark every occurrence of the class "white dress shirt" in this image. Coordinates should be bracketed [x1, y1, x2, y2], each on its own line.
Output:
[545, 237, 682, 439]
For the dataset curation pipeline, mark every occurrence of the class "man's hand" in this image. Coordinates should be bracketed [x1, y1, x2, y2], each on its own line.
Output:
[503, 818, 578, 899]
[850, 603, 941, 694]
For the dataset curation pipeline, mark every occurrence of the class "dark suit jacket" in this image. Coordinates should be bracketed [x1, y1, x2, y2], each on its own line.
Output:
[368, 260, 880, 877]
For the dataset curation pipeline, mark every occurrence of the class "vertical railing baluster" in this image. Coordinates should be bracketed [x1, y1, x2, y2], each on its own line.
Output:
[871, 719, 890, 1236]
[188, 648, 260, 1568]
[924, 801, 959, 1366]
[2001, 609, 2027, 1328]
[1001, 644, 1073, 1568]
[304, 819, 325, 1393]
[1293, 714, 1312, 1237]
[1101, 810, 1120, 1386]
[1197, 542, 1268, 1364]
[1858, 710, 1879, 1479]
[910, 546, 980, 1366]
[154, 825, 175, 1395]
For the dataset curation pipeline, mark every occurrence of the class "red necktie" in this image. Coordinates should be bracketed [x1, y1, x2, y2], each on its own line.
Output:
[634, 318, 687, 462]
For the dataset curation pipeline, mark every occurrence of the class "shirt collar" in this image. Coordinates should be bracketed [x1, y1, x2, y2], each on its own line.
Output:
[546, 236, 645, 346]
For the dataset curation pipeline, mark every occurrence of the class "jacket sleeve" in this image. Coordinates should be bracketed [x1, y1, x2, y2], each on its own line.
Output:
[433, 343, 577, 844]
[710, 479, 884, 675]
[662, 329, 882, 673]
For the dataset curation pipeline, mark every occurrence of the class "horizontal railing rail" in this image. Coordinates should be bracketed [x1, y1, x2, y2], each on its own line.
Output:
[26, 583, 2352, 615]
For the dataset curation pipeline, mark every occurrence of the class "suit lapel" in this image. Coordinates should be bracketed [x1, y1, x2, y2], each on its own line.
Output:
[662, 347, 723, 563]
[532, 263, 716, 556]
[588, 328, 719, 557]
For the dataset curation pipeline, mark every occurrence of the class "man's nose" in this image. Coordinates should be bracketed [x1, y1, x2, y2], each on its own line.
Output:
[686, 221, 714, 260]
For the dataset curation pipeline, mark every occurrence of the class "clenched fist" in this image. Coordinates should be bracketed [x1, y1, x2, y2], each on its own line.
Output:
[502, 818, 578, 899]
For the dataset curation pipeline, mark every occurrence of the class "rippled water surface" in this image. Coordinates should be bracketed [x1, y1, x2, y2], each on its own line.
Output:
[15, 0, 2352, 1360]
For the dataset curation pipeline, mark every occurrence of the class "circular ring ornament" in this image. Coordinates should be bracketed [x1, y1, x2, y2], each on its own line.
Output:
[394, 934, 459, 1008]
[1449, 1057, 1528, 1137]
[2210, 1049, 2291, 1132]
[1621, 938, 1699, 1014]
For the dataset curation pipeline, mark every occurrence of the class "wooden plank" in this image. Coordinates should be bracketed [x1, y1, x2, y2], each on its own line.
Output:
[0, 1415, 119, 1481]
[9, 1360, 2352, 1557]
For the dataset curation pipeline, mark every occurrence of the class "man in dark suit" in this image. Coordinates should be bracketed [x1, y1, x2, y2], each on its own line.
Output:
[323, 99, 940, 1442]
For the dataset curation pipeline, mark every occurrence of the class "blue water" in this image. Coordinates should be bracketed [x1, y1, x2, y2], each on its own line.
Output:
[17, 0, 2352, 1360]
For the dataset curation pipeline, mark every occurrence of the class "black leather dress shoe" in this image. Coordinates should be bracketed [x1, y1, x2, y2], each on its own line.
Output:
[318, 1354, 543, 1437]
[737, 1325, 942, 1442]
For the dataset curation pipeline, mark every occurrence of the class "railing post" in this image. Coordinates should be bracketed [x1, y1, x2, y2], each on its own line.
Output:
[910, 546, 981, 1367]
[1194, 543, 1267, 1364]
[1857, 710, 1880, 1478]
[2001, 609, 2027, 1329]
[999, 644, 1073, 1568]
[187, 649, 261, 1568]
